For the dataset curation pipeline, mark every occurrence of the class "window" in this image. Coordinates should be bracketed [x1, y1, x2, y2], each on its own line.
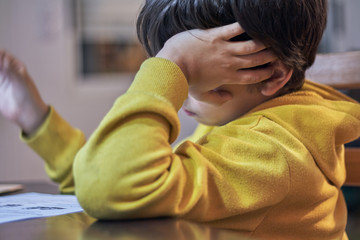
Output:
[75, 0, 146, 81]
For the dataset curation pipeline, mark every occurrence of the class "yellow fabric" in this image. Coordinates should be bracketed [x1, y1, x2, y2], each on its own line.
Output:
[22, 107, 86, 193]
[23, 57, 360, 240]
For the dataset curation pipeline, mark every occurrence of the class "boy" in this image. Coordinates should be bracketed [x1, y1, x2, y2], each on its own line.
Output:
[1, 0, 359, 239]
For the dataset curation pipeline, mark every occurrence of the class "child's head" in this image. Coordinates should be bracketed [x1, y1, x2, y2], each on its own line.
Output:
[136, 0, 328, 125]
[137, 0, 328, 94]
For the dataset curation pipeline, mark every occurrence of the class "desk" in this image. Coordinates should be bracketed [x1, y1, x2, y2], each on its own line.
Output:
[0, 182, 250, 240]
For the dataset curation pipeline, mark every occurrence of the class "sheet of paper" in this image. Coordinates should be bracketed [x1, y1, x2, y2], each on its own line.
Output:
[0, 184, 24, 195]
[0, 192, 83, 224]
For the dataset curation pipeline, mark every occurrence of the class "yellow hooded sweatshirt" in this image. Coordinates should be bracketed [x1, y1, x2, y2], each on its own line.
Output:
[24, 58, 360, 240]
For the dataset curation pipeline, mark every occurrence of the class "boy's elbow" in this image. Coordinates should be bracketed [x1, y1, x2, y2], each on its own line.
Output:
[75, 179, 163, 220]
[76, 181, 126, 220]
[73, 156, 126, 219]
[73, 153, 175, 220]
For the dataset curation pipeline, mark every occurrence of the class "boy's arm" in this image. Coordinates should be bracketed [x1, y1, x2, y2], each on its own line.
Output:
[22, 107, 86, 193]
[0, 50, 83, 193]
[74, 58, 290, 228]
[74, 23, 286, 225]
[0, 51, 48, 135]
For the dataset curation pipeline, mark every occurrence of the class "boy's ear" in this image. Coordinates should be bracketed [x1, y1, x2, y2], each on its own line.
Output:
[260, 61, 293, 96]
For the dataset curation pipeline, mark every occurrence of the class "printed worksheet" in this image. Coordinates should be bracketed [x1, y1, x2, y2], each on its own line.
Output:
[0, 192, 83, 224]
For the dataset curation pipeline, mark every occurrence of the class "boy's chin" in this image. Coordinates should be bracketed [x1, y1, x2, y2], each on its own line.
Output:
[195, 117, 230, 127]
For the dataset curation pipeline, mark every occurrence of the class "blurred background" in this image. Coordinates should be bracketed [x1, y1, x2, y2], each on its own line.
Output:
[0, 0, 359, 202]
[0, 0, 200, 182]
[0, 0, 359, 237]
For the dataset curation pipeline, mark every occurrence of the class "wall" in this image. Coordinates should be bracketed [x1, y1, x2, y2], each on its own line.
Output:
[0, 0, 121, 181]
[0, 0, 197, 182]
[320, 0, 360, 52]
[1, 0, 359, 182]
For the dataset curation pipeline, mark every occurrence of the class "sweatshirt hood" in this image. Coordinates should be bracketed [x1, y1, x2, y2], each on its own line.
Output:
[252, 80, 360, 187]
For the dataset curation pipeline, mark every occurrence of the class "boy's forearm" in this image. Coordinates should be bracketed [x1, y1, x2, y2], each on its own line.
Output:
[22, 106, 86, 193]
[62, 57, 289, 223]
[73, 58, 189, 218]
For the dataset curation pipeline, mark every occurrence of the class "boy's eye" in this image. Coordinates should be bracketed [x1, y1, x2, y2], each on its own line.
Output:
[212, 87, 232, 98]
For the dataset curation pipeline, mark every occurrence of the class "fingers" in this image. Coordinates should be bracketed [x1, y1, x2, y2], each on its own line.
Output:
[0, 50, 6, 71]
[222, 37, 277, 85]
[207, 22, 267, 55]
[216, 22, 246, 40]
[0, 50, 13, 71]
[232, 49, 277, 70]
[216, 23, 267, 55]
[0, 50, 25, 74]
[219, 49, 277, 74]
[227, 65, 275, 85]
[227, 39, 267, 55]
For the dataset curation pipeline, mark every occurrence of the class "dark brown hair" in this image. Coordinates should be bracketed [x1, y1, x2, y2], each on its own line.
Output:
[136, 0, 328, 93]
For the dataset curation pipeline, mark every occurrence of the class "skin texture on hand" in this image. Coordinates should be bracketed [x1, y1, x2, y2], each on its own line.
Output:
[0, 50, 48, 135]
[156, 23, 277, 104]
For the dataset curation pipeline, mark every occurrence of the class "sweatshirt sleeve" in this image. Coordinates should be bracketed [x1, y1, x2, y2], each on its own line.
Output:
[21, 106, 86, 193]
[73, 57, 290, 231]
